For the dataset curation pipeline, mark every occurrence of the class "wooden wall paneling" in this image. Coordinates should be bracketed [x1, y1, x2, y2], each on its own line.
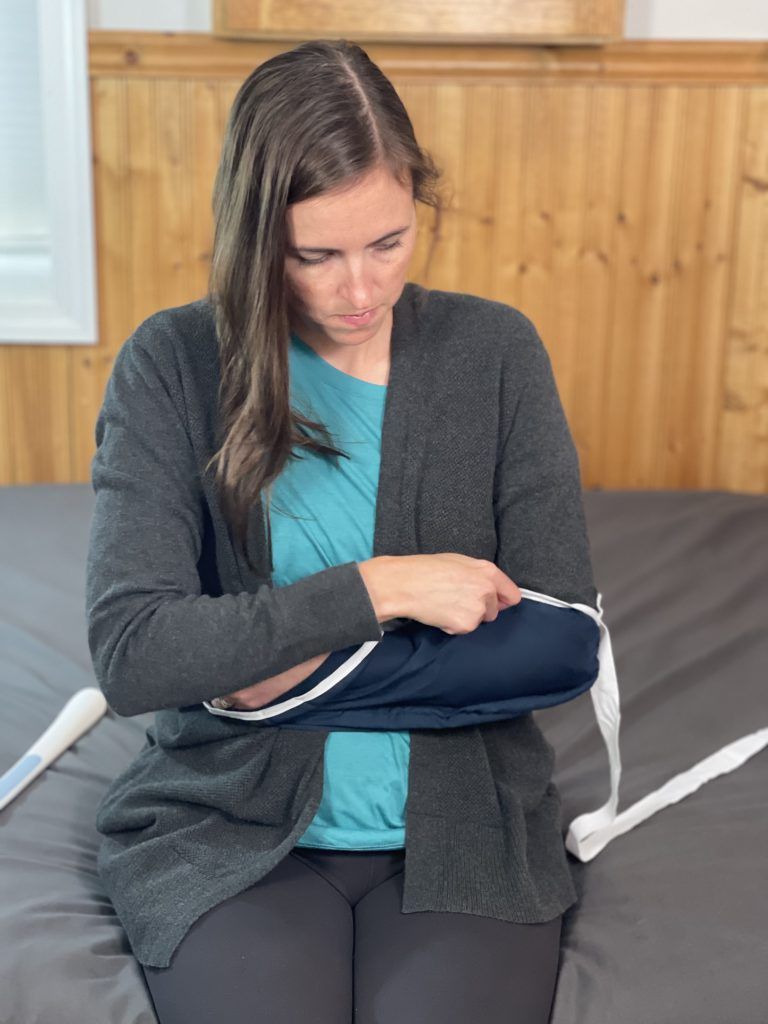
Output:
[7, 346, 73, 482]
[652, 86, 699, 490]
[85, 37, 768, 86]
[716, 88, 768, 492]
[602, 87, 676, 487]
[188, 80, 221, 298]
[428, 82, 467, 291]
[545, 84, 590, 463]
[217, 80, 242, 114]
[0, 351, 12, 480]
[490, 86, 526, 306]
[519, 87, 556, 359]
[130, 78, 200, 324]
[390, 83, 439, 283]
[657, 87, 730, 490]
[155, 80, 195, 311]
[90, 78, 133, 351]
[600, 85, 647, 487]
[73, 78, 130, 479]
[570, 86, 625, 488]
[633, 86, 687, 490]
[457, 84, 500, 299]
[4, 35, 768, 493]
[126, 79, 159, 327]
[216, 79, 243, 158]
[690, 87, 743, 489]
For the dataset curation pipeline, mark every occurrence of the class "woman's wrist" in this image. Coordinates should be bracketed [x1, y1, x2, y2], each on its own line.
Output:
[358, 556, 405, 622]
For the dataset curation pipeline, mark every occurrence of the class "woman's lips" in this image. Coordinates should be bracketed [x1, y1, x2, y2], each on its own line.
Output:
[336, 307, 377, 326]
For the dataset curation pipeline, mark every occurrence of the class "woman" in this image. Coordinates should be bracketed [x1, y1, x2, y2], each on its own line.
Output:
[87, 38, 598, 1024]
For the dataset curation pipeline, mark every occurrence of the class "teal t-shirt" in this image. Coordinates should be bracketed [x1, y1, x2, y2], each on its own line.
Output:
[270, 332, 409, 850]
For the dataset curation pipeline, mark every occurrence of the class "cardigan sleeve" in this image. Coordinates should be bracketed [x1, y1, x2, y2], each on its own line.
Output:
[493, 312, 598, 610]
[85, 328, 383, 718]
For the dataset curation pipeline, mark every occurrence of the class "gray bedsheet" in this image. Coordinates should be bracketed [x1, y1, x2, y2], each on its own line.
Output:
[0, 484, 766, 1024]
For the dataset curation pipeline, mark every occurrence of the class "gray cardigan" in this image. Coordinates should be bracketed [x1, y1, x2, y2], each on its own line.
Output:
[86, 281, 598, 968]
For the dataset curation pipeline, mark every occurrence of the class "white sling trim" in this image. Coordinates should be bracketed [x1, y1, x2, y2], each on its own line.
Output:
[203, 639, 379, 722]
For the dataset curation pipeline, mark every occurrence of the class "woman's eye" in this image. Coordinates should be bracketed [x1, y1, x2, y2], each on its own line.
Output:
[296, 239, 403, 266]
[297, 254, 330, 265]
[376, 239, 403, 253]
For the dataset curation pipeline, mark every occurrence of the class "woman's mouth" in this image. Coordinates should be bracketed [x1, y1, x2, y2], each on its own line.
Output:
[337, 307, 377, 327]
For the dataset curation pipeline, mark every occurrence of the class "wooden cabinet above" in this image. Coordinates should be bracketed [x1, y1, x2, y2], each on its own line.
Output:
[212, 0, 626, 46]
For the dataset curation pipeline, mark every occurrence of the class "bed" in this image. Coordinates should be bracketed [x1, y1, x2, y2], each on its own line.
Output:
[1, 482, 766, 1024]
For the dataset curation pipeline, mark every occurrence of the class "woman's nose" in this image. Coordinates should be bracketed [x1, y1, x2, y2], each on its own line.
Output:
[340, 262, 375, 309]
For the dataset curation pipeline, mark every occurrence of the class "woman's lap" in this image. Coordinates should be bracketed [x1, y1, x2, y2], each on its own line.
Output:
[141, 846, 563, 1024]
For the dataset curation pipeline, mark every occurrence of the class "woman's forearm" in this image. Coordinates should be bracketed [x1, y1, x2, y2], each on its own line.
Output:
[220, 556, 404, 711]
[225, 651, 332, 709]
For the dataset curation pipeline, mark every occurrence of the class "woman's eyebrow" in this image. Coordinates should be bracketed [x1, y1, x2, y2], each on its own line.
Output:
[292, 225, 410, 255]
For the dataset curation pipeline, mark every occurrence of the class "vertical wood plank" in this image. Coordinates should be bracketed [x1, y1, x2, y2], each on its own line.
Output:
[72, 77, 132, 480]
[602, 87, 684, 488]
[428, 82, 467, 292]
[0, 348, 15, 481]
[657, 87, 733, 489]
[126, 79, 159, 328]
[491, 85, 526, 307]
[187, 79, 222, 298]
[457, 84, 499, 299]
[691, 87, 743, 488]
[519, 85, 556, 345]
[6, 345, 72, 482]
[547, 84, 590, 446]
[716, 87, 768, 492]
[572, 86, 625, 487]
[633, 86, 686, 488]
[155, 79, 193, 310]
[394, 83, 439, 285]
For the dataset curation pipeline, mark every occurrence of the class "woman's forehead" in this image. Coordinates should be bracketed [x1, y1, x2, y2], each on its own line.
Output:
[286, 170, 415, 249]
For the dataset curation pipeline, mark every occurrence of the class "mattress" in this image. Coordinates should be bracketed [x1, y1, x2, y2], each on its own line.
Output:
[0, 483, 766, 1024]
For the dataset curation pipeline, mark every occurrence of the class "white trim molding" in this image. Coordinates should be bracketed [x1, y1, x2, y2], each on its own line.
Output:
[0, 0, 98, 344]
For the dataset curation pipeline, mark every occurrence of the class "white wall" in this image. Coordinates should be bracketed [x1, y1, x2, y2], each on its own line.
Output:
[87, 0, 768, 39]
[87, 0, 210, 31]
[624, 0, 767, 39]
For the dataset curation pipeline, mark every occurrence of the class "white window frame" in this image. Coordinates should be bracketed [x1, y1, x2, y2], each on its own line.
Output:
[0, 0, 97, 344]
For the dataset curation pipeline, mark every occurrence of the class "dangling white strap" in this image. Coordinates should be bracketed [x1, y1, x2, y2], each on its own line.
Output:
[520, 587, 768, 863]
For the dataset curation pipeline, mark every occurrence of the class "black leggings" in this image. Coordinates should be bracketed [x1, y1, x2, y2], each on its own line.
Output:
[142, 846, 563, 1024]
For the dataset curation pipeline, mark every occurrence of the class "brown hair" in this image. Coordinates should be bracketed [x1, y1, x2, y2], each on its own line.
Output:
[204, 38, 443, 574]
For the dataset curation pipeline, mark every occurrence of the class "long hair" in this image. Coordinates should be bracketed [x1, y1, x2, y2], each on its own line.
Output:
[205, 38, 443, 574]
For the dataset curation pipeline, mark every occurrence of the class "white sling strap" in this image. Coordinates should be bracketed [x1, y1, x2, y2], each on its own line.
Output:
[519, 588, 768, 863]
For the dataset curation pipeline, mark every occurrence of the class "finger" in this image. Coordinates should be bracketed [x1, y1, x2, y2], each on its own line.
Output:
[210, 696, 238, 710]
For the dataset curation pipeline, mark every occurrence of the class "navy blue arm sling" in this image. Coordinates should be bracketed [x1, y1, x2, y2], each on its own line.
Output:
[203, 579, 768, 866]
[204, 588, 609, 732]
[205, 586, 623, 865]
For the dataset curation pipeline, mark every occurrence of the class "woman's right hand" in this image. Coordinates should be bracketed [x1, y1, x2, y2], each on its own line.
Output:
[358, 554, 522, 635]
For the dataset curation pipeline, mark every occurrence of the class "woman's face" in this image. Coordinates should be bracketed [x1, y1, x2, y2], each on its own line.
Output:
[283, 164, 417, 353]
